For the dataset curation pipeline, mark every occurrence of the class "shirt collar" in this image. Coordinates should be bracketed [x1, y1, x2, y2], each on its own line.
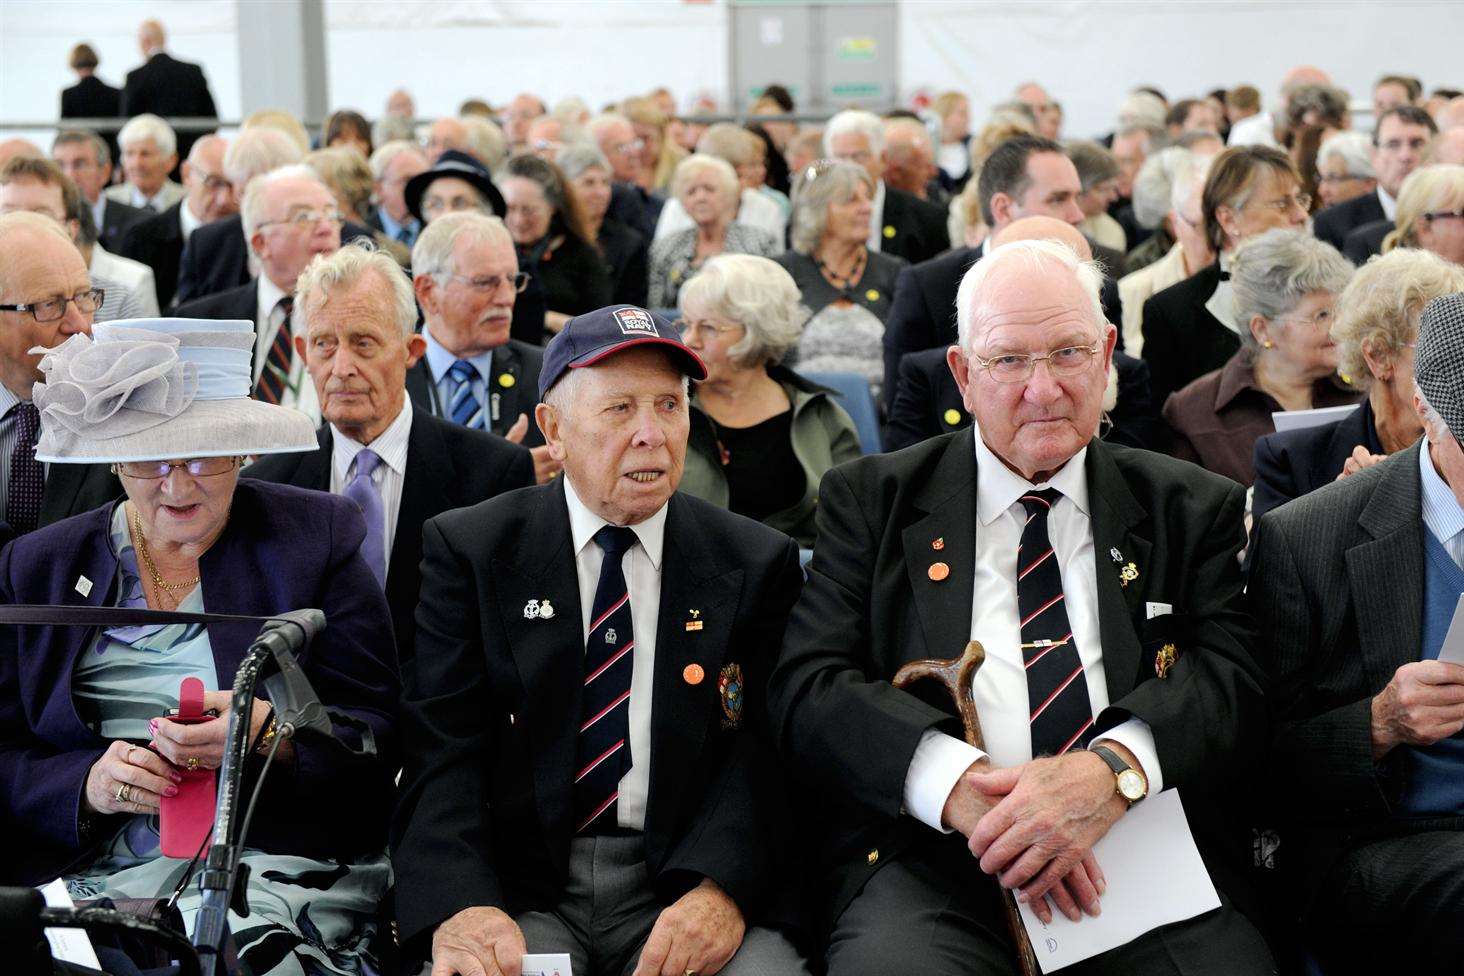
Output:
[422, 327, 494, 383]
[179, 196, 205, 239]
[91, 195, 107, 232]
[331, 396, 413, 477]
[867, 179, 887, 249]
[974, 430, 1090, 526]
[0, 381, 22, 416]
[376, 208, 417, 241]
[563, 473, 667, 571]
[1420, 438, 1464, 550]
[1378, 185, 1397, 222]
[256, 275, 289, 322]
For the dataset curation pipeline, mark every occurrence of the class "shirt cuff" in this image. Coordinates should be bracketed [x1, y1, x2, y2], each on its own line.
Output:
[1093, 717, 1164, 793]
[902, 729, 987, 832]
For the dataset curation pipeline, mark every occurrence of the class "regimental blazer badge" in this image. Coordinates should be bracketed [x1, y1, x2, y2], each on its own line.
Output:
[718, 662, 744, 730]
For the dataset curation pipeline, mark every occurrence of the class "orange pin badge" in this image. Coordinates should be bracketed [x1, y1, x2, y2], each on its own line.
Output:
[928, 562, 950, 581]
[683, 663, 705, 685]
[685, 608, 703, 632]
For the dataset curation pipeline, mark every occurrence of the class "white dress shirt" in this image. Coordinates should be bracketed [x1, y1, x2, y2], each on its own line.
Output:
[1377, 185, 1398, 222]
[179, 196, 205, 241]
[563, 476, 668, 831]
[1420, 440, 1464, 570]
[1227, 112, 1277, 148]
[1203, 251, 1240, 337]
[253, 276, 320, 424]
[902, 435, 1164, 831]
[866, 179, 888, 252]
[328, 397, 414, 575]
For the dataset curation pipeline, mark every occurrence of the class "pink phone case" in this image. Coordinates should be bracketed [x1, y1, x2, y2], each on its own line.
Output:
[158, 677, 218, 858]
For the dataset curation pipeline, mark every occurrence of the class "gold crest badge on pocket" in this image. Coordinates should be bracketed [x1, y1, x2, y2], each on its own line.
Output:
[718, 662, 744, 730]
[1155, 643, 1177, 679]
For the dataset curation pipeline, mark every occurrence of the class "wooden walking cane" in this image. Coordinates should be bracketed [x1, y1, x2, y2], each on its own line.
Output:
[894, 640, 1041, 976]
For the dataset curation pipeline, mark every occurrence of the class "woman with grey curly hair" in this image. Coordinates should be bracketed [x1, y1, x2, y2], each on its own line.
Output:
[1163, 227, 1361, 485]
[674, 253, 860, 547]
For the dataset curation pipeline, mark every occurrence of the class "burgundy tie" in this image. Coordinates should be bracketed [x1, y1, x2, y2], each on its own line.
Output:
[6, 402, 45, 536]
[255, 297, 294, 404]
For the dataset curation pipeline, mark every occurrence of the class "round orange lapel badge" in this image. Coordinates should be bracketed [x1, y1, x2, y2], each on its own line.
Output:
[928, 562, 950, 581]
[683, 663, 705, 685]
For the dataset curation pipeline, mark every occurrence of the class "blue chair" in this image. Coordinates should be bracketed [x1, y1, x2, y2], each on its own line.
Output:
[802, 370, 882, 455]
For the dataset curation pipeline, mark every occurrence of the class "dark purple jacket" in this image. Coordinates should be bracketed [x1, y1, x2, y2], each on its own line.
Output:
[0, 478, 400, 885]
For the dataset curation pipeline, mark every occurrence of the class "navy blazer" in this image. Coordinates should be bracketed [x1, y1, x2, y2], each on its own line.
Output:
[174, 215, 374, 306]
[1251, 399, 1381, 529]
[1343, 218, 1392, 265]
[0, 480, 400, 885]
[1312, 191, 1385, 252]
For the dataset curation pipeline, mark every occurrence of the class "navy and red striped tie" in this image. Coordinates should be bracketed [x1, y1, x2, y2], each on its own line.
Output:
[574, 524, 638, 833]
[254, 297, 294, 405]
[1017, 488, 1094, 757]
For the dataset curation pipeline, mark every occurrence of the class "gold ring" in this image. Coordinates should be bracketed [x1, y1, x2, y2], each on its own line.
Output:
[115, 783, 131, 803]
[186, 757, 200, 772]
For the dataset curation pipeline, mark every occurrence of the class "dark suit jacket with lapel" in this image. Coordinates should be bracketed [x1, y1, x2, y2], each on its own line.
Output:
[172, 279, 256, 325]
[1343, 218, 1392, 265]
[39, 463, 121, 532]
[242, 410, 534, 663]
[879, 187, 950, 266]
[174, 215, 374, 306]
[1250, 399, 1382, 529]
[60, 75, 121, 119]
[392, 482, 804, 951]
[119, 201, 185, 308]
[405, 341, 546, 448]
[120, 52, 217, 161]
[97, 198, 147, 256]
[0, 480, 399, 885]
[1248, 443, 1435, 890]
[768, 430, 1266, 928]
[1140, 261, 1238, 407]
[599, 217, 650, 309]
[883, 347, 1159, 453]
[881, 244, 1126, 411]
[1312, 191, 1385, 251]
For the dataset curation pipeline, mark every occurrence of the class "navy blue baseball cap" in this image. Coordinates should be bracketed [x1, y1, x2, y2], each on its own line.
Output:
[538, 305, 707, 400]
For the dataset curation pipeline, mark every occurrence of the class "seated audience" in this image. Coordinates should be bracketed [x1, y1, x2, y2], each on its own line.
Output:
[1252, 247, 1464, 525]
[591, 112, 664, 240]
[944, 118, 1037, 250]
[932, 90, 973, 189]
[0, 316, 398, 974]
[105, 113, 183, 212]
[307, 146, 409, 266]
[366, 139, 428, 249]
[460, 115, 509, 172]
[52, 130, 147, 255]
[1249, 292, 1464, 974]
[1314, 130, 1378, 211]
[501, 153, 613, 334]
[786, 128, 825, 179]
[622, 94, 685, 193]
[392, 306, 810, 976]
[655, 124, 786, 245]
[676, 254, 859, 547]
[882, 117, 941, 204]
[1142, 144, 1309, 406]
[322, 108, 373, 159]
[424, 116, 471, 162]
[825, 109, 949, 265]
[1068, 139, 1127, 251]
[1383, 164, 1464, 266]
[1164, 228, 1358, 486]
[647, 154, 778, 309]
[1108, 124, 1154, 246]
[525, 114, 575, 161]
[1123, 136, 1213, 275]
[245, 244, 533, 663]
[502, 92, 546, 153]
[1316, 105, 1436, 254]
[558, 142, 650, 308]
[1119, 149, 1214, 353]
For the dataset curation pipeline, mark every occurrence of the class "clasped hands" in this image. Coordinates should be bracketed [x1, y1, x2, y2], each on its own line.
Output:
[941, 745, 1135, 925]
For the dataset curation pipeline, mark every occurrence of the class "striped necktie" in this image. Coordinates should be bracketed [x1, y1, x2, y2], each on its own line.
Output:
[1018, 488, 1095, 757]
[575, 525, 638, 834]
[255, 296, 295, 405]
[447, 360, 485, 429]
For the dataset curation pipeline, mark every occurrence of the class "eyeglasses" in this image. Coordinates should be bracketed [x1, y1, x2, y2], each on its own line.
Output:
[1276, 307, 1336, 330]
[1423, 209, 1464, 223]
[675, 318, 741, 339]
[0, 288, 104, 323]
[970, 344, 1101, 384]
[421, 195, 485, 217]
[610, 139, 645, 155]
[1316, 172, 1369, 184]
[440, 272, 530, 294]
[198, 173, 233, 193]
[258, 208, 344, 231]
[112, 457, 243, 479]
[1246, 192, 1311, 214]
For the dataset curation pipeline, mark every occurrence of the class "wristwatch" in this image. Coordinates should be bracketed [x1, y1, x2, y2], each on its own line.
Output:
[1091, 744, 1148, 805]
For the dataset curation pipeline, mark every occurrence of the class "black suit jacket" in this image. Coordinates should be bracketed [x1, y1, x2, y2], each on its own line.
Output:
[599, 217, 650, 308]
[60, 75, 121, 119]
[242, 410, 534, 663]
[1250, 399, 1381, 529]
[879, 187, 950, 266]
[119, 201, 185, 308]
[120, 53, 217, 160]
[1140, 261, 1238, 407]
[1342, 218, 1392, 265]
[880, 242, 1126, 409]
[97, 198, 148, 256]
[768, 431, 1266, 929]
[609, 182, 663, 241]
[405, 341, 545, 448]
[392, 482, 804, 950]
[1312, 191, 1385, 252]
[883, 346, 1159, 452]
[174, 214, 374, 305]
[172, 279, 255, 324]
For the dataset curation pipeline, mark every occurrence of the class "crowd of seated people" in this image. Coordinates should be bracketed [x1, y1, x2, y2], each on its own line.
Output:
[4, 16, 1464, 976]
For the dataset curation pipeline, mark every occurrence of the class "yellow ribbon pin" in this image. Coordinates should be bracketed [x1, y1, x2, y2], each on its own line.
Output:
[498, 373, 515, 388]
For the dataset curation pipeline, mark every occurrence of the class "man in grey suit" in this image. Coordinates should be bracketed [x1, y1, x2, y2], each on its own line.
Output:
[1250, 291, 1464, 975]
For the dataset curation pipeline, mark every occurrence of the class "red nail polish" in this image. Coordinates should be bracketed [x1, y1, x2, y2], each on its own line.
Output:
[164, 786, 178, 797]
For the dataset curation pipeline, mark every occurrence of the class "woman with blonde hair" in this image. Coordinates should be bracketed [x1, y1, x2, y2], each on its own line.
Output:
[1383, 164, 1464, 265]
[621, 95, 685, 192]
[947, 118, 1036, 247]
[931, 91, 972, 188]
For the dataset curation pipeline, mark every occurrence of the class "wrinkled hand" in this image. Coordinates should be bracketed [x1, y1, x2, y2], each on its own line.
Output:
[431, 906, 526, 976]
[84, 740, 182, 816]
[504, 414, 564, 485]
[150, 691, 271, 770]
[966, 752, 1122, 923]
[940, 758, 1004, 835]
[631, 878, 745, 976]
[1370, 660, 1464, 761]
[1338, 446, 1386, 480]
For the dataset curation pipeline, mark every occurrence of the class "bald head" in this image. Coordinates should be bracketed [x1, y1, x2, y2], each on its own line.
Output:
[0, 139, 42, 170]
[1439, 97, 1464, 132]
[138, 19, 165, 54]
[184, 134, 236, 222]
[1428, 129, 1464, 166]
[991, 215, 1093, 260]
[0, 212, 92, 398]
[1282, 65, 1332, 92]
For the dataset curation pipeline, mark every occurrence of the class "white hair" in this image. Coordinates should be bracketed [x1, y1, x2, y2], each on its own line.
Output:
[368, 139, 423, 181]
[823, 110, 884, 157]
[1317, 131, 1376, 180]
[460, 116, 508, 171]
[410, 210, 513, 278]
[224, 127, 304, 191]
[588, 113, 633, 140]
[240, 163, 327, 247]
[955, 238, 1106, 351]
[1131, 147, 1198, 229]
[118, 113, 176, 157]
[1116, 91, 1167, 134]
[669, 154, 740, 211]
[677, 254, 809, 367]
[294, 242, 418, 338]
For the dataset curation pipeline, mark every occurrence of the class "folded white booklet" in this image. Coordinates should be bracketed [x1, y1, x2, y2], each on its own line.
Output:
[38, 878, 102, 970]
[1018, 788, 1220, 972]
[1270, 403, 1358, 433]
[522, 953, 574, 976]
[1435, 593, 1464, 666]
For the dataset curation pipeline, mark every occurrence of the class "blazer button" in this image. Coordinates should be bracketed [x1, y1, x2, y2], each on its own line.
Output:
[866, 848, 879, 865]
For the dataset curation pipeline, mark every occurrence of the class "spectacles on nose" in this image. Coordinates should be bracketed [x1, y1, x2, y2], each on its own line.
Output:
[675, 318, 741, 339]
[111, 457, 243, 479]
[1276, 307, 1336, 330]
[440, 272, 530, 294]
[1423, 209, 1464, 223]
[970, 344, 1101, 384]
[258, 208, 344, 230]
[1246, 192, 1311, 214]
[0, 288, 104, 323]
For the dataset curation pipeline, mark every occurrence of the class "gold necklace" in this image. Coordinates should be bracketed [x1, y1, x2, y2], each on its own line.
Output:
[130, 507, 202, 593]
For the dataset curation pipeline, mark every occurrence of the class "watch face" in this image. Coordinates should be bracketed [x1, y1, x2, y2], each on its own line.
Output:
[1117, 769, 1146, 801]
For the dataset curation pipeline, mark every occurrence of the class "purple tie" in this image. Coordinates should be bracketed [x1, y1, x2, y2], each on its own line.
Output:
[6, 402, 45, 535]
[342, 449, 386, 585]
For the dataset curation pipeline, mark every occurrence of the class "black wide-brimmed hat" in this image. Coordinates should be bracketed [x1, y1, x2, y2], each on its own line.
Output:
[404, 149, 506, 223]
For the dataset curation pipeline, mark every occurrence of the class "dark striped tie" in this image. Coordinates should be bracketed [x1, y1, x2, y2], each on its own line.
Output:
[1018, 488, 1094, 757]
[574, 525, 638, 834]
[5, 402, 44, 535]
[447, 360, 485, 430]
[254, 297, 294, 404]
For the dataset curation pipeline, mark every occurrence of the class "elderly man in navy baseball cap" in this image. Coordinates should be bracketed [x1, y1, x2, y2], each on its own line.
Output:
[395, 304, 811, 976]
